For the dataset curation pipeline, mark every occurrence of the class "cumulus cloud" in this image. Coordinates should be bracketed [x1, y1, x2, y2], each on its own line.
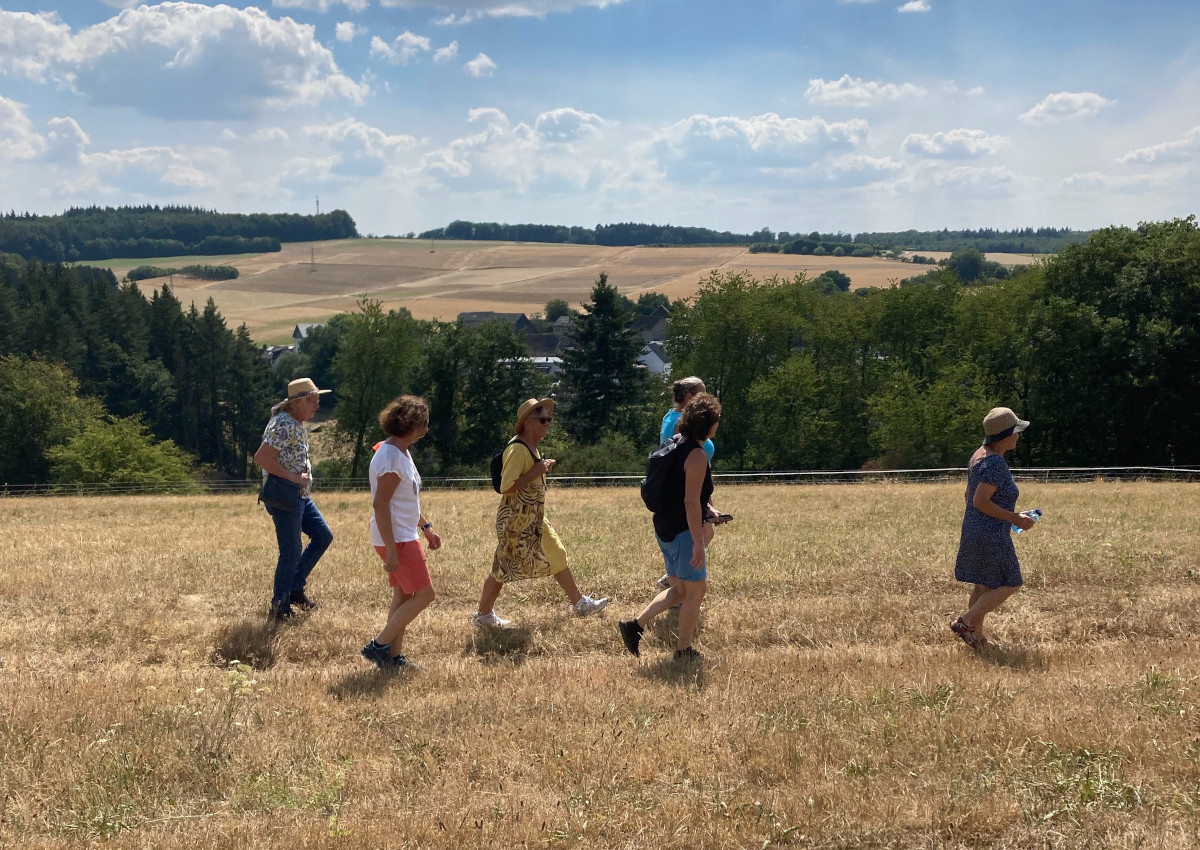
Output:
[1118, 126, 1200, 164]
[382, 0, 633, 24]
[44, 117, 90, 164]
[370, 31, 432, 65]
[304, 118, 417, 176]
[902, 128, 1007, 159]
[0, 4, 366, 120]
[274, 0, 371, 12]
[433, 41, 459, 62]
[927, 165, 1018, 193]
[534, 107, 605, 141]
[817, 154, 904, 186]
[336, 21, 368, 42]
[0, 97, 46, 160]
[466, 53, 498, 77]
[1019, 91, 1114, 123]
[898, 1, 931, 11]
[85, 146, 216, 189]
[805, 75, 928, 107]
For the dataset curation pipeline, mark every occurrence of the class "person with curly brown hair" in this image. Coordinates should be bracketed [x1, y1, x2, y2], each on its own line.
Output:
[360, 395, 441, 669]
[620, 393, 722, 663]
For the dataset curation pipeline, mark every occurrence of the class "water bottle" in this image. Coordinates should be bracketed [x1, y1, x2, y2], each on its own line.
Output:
[1012, 507, 1042, 534]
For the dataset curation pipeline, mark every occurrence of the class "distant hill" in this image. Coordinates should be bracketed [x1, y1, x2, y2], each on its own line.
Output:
[0, 205, 358, 263]
[418, 219, 1093, 254]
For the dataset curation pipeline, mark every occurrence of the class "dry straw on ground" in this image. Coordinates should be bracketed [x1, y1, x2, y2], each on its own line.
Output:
[3, 482, 1199, 848]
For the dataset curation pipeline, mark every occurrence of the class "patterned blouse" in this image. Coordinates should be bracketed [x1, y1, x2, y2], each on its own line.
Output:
[261, 411, 311, 497]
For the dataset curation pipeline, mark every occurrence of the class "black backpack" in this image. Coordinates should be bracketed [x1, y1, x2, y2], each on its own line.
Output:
[640, 435, 683, 512]
[490, 438, 537, 493]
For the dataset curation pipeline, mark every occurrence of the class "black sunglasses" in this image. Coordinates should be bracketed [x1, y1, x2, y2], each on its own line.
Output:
[532, 417, 552, 424]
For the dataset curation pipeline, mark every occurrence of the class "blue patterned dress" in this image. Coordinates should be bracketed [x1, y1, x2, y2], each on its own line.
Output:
[954, 453, 1023, 588]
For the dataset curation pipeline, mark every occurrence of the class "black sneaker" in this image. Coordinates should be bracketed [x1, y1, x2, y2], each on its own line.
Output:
[618, 619, 643, 657]
[673, 647, 702, 663]
[390, 653, 410, 669]
[269, 604, 296, 622]
[361, 640, 391, 668]
[290, 591, 319, 611]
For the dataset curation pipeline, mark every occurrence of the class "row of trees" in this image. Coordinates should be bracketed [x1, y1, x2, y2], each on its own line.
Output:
[0, 206, 358, 263]
[416, 220, 1092, 253]
[128, 265, 239, 281]
[667, 217, 1200, 469]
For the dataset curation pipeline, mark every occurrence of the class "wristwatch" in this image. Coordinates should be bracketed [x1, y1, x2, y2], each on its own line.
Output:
[421, 521, 433, 530]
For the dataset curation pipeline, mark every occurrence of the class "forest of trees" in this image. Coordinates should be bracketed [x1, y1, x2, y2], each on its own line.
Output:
[0, 206, 359, 263]
[417, 220, 1091, 253]
[2, 216, 1196, 488]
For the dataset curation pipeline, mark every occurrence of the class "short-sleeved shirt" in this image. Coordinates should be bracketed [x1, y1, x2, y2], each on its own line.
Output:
[659, 409, 715, 463]
[369, 441, 422, 545]
[500, 439, 540, 494]
[261, 412, 311, 496]
[954, 452, 1023, 588]
[652, 439, 714, 543]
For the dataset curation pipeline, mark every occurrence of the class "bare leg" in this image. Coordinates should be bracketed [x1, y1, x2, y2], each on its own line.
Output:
[636, 582, 685, 627]
[376, 586, 435, 655]
[477, 575, 504, 615]
[553, 568, 583, 605]
[963, 585, 1019, 640]
[675, 579, 707, 650]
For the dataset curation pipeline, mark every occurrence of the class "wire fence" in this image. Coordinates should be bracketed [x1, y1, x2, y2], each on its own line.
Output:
[4, 466, 1199, 498]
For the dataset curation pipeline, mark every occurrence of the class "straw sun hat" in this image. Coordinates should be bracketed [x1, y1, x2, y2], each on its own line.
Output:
[982, 406, 1030, 444]
[272, 377, 332, 415]
[515, 398, 555, 434]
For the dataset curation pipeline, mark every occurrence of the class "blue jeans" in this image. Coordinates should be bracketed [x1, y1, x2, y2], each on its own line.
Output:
[266, 497, 333, 610]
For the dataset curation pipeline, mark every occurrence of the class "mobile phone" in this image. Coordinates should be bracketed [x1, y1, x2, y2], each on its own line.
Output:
[714, 513, 734, 524]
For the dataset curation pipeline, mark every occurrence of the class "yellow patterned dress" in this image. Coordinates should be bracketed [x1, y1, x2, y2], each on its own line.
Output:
[490, 441, 568, 583]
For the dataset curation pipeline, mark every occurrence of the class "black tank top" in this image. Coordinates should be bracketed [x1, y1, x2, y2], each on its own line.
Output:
[652, 439, 714, 542]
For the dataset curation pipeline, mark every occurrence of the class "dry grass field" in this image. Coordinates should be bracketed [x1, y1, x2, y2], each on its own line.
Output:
[3, 481, 1200, 848]
[96, 240, 942, 344]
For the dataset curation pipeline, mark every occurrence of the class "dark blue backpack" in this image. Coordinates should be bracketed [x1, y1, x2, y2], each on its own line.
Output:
[640, 435, 682, 511]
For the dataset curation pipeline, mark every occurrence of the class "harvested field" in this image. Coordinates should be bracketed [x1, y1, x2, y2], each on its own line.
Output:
[3, 481, 1200, 848]
[89, 241, 967, 344]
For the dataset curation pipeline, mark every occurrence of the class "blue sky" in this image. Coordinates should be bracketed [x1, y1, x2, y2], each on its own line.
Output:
[2, 0, 1197, 236]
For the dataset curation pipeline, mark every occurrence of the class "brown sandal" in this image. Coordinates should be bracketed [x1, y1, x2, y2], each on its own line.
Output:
[950, 617, 981, 648]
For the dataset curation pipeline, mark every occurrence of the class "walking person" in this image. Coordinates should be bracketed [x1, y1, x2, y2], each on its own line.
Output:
[472, 398, 609, 627]
[361, 396, 440, 669]
[620, 393, 722, 662]
[950, 407, 1036, 648]
[656, 376, 720, 591]
[253, 378, 334, 622]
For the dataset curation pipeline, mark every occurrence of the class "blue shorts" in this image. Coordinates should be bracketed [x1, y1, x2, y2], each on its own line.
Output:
[656, 529, 707, 582]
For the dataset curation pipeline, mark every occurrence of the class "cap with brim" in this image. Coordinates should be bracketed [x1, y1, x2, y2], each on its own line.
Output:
[515, 397, 555, 434]
[982, 406, 1030, 444]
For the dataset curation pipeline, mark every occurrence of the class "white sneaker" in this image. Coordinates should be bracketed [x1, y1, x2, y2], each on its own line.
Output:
[657, 574, 671, 590]
[472, 610, 511, 628]
[572, 595, 609, 617]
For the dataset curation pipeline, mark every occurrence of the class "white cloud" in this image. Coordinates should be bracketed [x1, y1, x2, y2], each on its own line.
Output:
[1118, 127, 1200, 165]
[433, 41, 459, 63]
[817, 154, 904, 186]
[805, 74, 928, 107]
[370, 31, 432, 65]
[0, 97, 46, 160]
[465, 53, 498, 77]
[902, 128, 1007, 159]
[44, 117, 90, 164]
[534, 107, 605, 141]
[928, 165, 1018, 193]
[382, 0, 633, 24]
[273, 0, 371, 12]
[336, 22, 368, 42]
[250, 127, 291, 143]
[304, 118, 417, 177]
[1060, 169, 1175, 194]
[1019, 91, 1114, 124]
[898, 1, 931, 12]
[0, 4, 366, 120]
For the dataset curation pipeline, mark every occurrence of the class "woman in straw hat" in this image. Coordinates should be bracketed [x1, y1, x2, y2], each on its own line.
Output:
[950, 407, 1036, 648]
[472, 398, 609, 628]
[253, 378, 335, 622]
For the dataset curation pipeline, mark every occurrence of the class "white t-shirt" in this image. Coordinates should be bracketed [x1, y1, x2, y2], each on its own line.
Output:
[368, 442, 422, 545]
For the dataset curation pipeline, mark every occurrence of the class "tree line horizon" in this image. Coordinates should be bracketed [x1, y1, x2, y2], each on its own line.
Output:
[0, 212, 1195, 490]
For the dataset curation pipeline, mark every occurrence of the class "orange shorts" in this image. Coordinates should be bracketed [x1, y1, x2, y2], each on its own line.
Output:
[374, 541, 432, 594]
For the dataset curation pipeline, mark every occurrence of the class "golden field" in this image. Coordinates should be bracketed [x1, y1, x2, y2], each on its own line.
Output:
[3, 481, 1200, 848]
[98, 240, 945, 345]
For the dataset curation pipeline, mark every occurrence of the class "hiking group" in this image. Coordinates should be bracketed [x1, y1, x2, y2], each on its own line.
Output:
[255, 376, 1035, 668]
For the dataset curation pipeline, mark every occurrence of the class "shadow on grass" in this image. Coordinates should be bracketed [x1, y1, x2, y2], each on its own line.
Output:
[327, 665, 413, 700]
[464, 625, 534, 666]
[977, 643, 1049, 671]
[209, 617, 282, 670]
[634, 655, 707, 690]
